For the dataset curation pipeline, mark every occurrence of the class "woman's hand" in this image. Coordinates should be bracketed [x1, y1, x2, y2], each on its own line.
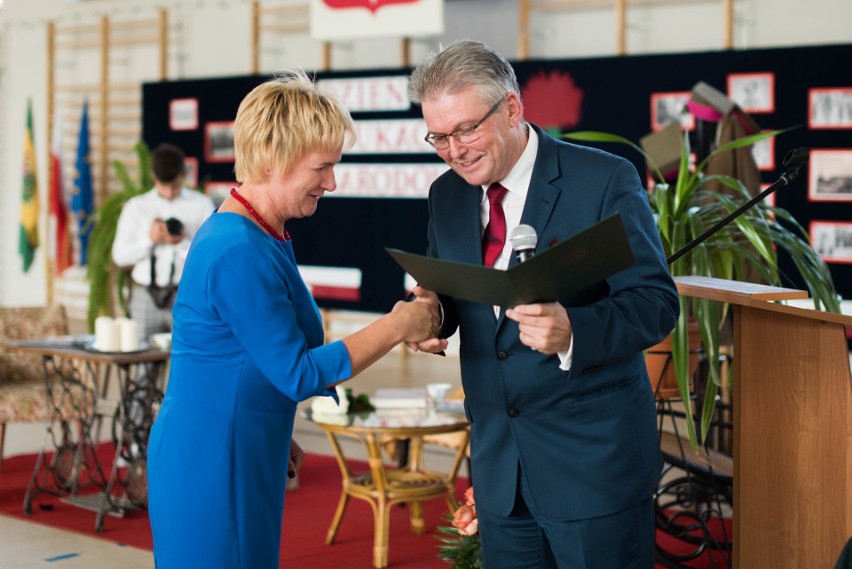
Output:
[341, 286, 446, 377]
[405, 286, 449, 353]
[391, 289, 441, 344]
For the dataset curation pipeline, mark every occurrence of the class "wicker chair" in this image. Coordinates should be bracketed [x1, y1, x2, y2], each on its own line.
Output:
[0, 305, 69, 472]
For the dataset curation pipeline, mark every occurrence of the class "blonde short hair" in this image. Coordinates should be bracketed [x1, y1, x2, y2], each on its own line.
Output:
[234, 70, 355, 184]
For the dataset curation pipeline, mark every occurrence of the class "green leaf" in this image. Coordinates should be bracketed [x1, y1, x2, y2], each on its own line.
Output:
[85, 141, 152, 331]
[564, 125, 840, 447]
[563, 131, 665, 182]
[694, 128, 790, 174]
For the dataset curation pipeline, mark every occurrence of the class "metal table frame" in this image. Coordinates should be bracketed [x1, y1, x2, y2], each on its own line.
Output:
[6, 340, 168, 532]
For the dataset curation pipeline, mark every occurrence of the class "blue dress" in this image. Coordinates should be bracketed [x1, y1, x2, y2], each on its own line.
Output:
[147, 212, 351, 568]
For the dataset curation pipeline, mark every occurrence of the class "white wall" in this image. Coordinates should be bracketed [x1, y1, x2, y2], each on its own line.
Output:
[0, 0, 850, 306]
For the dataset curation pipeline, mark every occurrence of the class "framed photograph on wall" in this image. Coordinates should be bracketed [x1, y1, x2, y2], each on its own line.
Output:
[727, 72, 775, 114]
[204, 181, 237, 207]
[752, 135, 775, 172]
[650, 92, 694, 132]
[808, 149, 852, 202]
[808, 87, 852, 129]
[810, 220, 852, 264]
[204, 121, 236, 163]
[169, 98, 199, 131]
[184, 156, 198, 187]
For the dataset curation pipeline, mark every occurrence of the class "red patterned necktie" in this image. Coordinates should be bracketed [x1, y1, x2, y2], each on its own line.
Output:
[482, 183, 508, 267]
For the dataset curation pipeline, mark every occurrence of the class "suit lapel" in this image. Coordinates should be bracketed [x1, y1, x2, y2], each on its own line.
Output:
[516, 127, 562, 264]
[498, 126, 563, 330]
[449, 179, 484, 266]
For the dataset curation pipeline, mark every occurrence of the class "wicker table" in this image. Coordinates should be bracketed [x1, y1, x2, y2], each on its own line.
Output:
[304, 407, 470, 568]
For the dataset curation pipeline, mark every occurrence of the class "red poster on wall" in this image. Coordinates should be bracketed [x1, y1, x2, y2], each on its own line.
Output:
[322, 0, 418, 13]
[310, 0, 442, 40]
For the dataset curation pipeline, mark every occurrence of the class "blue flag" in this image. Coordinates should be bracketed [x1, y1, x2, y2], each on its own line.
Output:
[71, 100, 94, 265]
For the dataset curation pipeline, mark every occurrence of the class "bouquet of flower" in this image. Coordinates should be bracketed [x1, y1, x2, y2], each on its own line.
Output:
[436, 487, 483, 568]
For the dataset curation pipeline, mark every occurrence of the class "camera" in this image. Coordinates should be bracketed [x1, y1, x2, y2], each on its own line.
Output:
[165, 217, 184, 237]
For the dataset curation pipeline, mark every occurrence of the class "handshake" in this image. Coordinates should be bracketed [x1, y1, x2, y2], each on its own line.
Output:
[391, 286, 449, 354]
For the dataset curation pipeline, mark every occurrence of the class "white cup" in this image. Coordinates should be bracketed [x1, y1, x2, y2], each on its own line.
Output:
[150, 332, 172, 351]
[426, 383, 453, 406]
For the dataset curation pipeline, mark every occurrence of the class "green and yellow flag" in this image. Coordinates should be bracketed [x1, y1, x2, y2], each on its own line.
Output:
[19, 100, 40, 272]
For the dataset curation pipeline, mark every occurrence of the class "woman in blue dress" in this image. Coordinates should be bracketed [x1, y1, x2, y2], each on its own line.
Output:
[146, 70, 440, 569]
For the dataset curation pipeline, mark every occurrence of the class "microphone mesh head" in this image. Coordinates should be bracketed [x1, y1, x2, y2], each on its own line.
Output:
[510, 224, 538, 250]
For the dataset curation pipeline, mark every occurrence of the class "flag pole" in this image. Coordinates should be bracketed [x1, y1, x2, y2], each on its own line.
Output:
[46, 21, 56, 303]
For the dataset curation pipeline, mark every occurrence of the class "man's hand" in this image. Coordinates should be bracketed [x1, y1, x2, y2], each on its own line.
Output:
[150, 219, 184, 245]
[405, 286, 449, 354]
[505, 302, 572, 355]
[288, 438, 305, 478]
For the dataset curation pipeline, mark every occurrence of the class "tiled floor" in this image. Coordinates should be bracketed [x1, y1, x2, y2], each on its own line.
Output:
[0, 348, 463, 568]
[0, 515, 154, 569]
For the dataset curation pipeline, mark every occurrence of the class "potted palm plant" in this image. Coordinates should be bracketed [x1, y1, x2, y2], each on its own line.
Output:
[564, 127, 840, 447]
[85, 141, 152, 331]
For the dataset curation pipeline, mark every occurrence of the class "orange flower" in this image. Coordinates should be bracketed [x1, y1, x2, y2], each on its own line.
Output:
[463, 486, 475, 507]
[452, 488, 478, 536]
[437, 487, 482, 566]
[452, 504, 478, 536]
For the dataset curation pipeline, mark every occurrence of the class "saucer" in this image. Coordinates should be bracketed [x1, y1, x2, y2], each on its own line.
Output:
[83, 341, 150, 354]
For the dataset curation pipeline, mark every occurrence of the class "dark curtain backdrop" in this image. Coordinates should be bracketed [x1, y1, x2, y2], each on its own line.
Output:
[143, 43, 852, 312]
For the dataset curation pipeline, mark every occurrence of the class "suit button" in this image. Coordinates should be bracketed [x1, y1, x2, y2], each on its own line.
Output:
[508, 408, 519, 417]
[497, 351, 508, 361]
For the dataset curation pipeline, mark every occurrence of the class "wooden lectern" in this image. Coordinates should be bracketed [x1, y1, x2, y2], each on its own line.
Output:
[675, 276, 852, 568]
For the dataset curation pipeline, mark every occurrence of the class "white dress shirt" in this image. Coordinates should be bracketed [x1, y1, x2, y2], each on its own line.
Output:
[479, 127, 573, 370]
[112, 187, 215, 287]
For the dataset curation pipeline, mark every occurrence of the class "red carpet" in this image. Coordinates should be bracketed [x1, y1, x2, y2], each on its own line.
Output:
[0, 444, 730, 568]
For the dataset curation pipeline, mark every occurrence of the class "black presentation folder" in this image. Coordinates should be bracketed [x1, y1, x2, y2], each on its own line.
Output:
[386, 213, 635, 308]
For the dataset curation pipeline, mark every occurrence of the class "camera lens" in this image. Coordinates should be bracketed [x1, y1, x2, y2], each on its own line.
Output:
[165, 218, 184, 236]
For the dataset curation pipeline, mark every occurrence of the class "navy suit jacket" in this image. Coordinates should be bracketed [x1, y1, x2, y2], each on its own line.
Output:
[427, 124, 679, 521]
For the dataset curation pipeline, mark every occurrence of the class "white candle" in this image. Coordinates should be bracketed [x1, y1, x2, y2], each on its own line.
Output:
[95, 316, 119, 351]
[116, 317, 140, 351]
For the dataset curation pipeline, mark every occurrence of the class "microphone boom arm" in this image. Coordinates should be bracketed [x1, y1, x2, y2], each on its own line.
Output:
[666, 148, 807, 266]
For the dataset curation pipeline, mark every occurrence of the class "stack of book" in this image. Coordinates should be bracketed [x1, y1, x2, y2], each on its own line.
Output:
[371, 387, 429, 409]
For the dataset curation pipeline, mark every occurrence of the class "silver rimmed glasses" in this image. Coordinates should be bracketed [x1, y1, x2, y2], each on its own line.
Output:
[424, 99, 502, 150]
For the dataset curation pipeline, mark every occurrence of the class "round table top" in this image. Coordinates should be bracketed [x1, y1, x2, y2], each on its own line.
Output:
[302, 407, 468, 435]
[4, 338, 170, 364]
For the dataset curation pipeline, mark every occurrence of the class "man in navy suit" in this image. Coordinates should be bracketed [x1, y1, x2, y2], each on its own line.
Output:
[407, 40, 679, 568]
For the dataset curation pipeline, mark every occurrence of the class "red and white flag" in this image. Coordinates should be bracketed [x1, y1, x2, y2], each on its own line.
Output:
[310, 0, 443, 41]
[49, 115, 73, 274]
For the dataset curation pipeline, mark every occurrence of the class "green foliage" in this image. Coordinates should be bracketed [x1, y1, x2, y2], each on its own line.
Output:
[564, 128, 840, 447]
[85, 141, 152, 331]
[345, 388, 375, 413]
[436, 514, 483, 569]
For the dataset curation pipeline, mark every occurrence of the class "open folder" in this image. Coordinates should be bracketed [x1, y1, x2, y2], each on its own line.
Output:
[386, 213, 635, 308]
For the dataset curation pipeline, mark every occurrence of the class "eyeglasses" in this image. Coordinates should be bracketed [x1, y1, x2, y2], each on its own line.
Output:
[424, 100, 503, 150]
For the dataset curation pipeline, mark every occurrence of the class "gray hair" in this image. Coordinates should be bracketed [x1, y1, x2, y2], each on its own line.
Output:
[408, 39, 521, 108]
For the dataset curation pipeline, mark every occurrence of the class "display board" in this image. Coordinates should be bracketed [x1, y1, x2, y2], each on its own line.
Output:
[142, 43, 852, 312]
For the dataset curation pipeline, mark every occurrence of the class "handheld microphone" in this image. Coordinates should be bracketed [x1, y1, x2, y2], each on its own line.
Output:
[510, 224, 537, 264]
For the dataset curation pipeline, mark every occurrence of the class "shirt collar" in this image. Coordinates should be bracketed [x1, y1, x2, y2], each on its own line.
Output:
[481, 125, 538, 201]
